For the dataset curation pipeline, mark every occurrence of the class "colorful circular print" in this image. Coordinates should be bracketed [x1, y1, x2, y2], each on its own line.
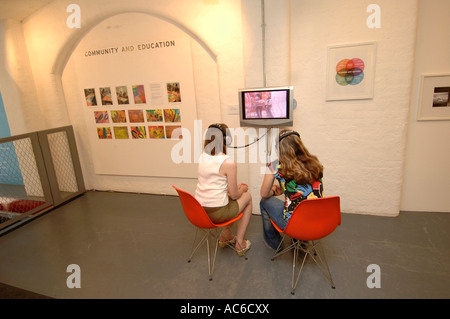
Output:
[335, 58, 365, 86]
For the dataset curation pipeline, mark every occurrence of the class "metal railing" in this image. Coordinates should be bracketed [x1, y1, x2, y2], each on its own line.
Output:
[0, 126, 85, 234]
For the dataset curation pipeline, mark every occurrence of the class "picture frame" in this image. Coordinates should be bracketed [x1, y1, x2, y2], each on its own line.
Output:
[417, 74, 450, 121]
[326, 42, 377, 101]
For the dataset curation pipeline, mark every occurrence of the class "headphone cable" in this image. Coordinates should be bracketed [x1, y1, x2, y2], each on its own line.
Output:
[228, 131, 267, 149]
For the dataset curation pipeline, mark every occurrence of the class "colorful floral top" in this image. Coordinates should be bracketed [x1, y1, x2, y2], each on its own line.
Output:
[269, 161, 323, 222]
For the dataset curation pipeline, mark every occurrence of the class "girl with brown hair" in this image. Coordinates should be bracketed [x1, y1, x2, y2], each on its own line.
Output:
[259, 130, 324, 251]
[195, 123, 253, 256]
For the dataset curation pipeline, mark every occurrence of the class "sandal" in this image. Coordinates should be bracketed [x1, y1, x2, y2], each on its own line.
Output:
[219, 237, 236, 248]
[235, 239, 251, 257]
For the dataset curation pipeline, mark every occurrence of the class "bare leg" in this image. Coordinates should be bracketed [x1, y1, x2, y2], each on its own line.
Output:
[235, 191, 252, 249]
[220, 224, 234, 242]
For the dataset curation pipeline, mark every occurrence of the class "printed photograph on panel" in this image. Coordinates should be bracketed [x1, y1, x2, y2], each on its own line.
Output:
[148, 126, 165, 139]
[94, 111, 109, 123]
[146, 109, 163, 122]
[111, 110, 127, 123]
[128, 109, 144, 123]
[167, 82, 181, 102]
[165, 125, 182, 139]
[131, 126, 146, 139]
[100, 87, 113, 105]
[116, 86, 129, 104]
[97, 127, 112, 139]
[113, 126, 129, 139]
[132, 85, 147, 104]
[84, 88, 97, 106]
[163, 109, 181, 122]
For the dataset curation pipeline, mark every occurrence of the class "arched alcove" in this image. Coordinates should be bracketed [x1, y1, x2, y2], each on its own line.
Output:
[61, 12, 221, 191]
[53, 11, 217, 76]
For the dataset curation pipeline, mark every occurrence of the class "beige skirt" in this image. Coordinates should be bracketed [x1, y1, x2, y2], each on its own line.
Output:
[203, 198, 239, 224]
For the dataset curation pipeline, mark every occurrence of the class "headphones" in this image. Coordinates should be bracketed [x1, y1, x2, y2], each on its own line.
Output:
[208, 123, 233, 146]
[279, 130, 300, 142]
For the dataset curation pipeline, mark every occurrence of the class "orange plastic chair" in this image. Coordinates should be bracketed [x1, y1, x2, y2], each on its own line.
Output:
[172, 185, 244, 280]
[270, 196, 341, 294]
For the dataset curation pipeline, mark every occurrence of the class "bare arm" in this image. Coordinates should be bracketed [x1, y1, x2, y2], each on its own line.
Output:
[220, 158, 247, 200]
[260, 169, 275, 199]
[260, 167, 282, 199]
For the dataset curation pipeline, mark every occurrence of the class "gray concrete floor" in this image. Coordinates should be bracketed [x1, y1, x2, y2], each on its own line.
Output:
[0, 191, 449, 299]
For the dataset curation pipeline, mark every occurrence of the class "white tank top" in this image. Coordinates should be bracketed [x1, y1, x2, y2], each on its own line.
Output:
[195, 152, 230, 207]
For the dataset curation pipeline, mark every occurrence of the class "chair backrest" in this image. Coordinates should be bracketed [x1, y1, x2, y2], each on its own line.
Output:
[172, 185, 216, 229]
[283, 196, 341, 241]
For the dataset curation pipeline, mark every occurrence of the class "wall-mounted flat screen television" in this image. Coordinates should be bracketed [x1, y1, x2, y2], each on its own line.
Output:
[238, 86, 294, 127]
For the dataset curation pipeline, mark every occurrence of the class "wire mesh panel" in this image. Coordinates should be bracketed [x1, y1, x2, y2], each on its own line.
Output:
[0, 135, 50, 229]
[47, 131, 79, 198]
[0, 126, 85, 234]
[38, 126, 85, 207]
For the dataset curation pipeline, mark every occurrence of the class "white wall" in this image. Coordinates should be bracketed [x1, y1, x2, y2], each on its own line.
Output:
[401, 0, 450, 213]
[3, 0, 447, 216]
[286, 0, 418, 216]
[240, 0, 292, 207]
[0, 20, 40, 135]
[17, 0, 246, 196]
[240, 0, 421, 216]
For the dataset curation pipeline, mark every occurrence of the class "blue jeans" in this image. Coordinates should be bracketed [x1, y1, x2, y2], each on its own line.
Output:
[260, 197, 288, 251]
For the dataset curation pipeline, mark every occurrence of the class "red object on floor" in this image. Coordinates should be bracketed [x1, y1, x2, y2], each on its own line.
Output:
[7, 200, 46, 213]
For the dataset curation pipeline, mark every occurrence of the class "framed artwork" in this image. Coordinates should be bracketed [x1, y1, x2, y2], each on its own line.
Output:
[417, 74, 450, 121]
[326, 42, 376, 101]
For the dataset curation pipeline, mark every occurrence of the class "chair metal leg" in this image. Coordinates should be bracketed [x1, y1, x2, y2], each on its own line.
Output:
[308, 241, 335, 289]
[188, 226, 247, 281]
[271, 235, 293, 261]
[187, 228, 222, 281]
[279, 239, 336, 295]
[208, 231, 220, 281]
[291, 243, 298, 293]
[291, 243, 308, 295]
[188, 228, 207, 263]
[206, 231, 213, 280]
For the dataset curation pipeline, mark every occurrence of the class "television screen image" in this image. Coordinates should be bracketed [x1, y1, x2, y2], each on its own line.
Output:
[239, 86, 294, 127]
[243, 90, 287, 119]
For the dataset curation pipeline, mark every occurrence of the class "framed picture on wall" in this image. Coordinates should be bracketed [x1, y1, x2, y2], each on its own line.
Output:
[326, 42, 377, 101]
[417, 74, 450, 121]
